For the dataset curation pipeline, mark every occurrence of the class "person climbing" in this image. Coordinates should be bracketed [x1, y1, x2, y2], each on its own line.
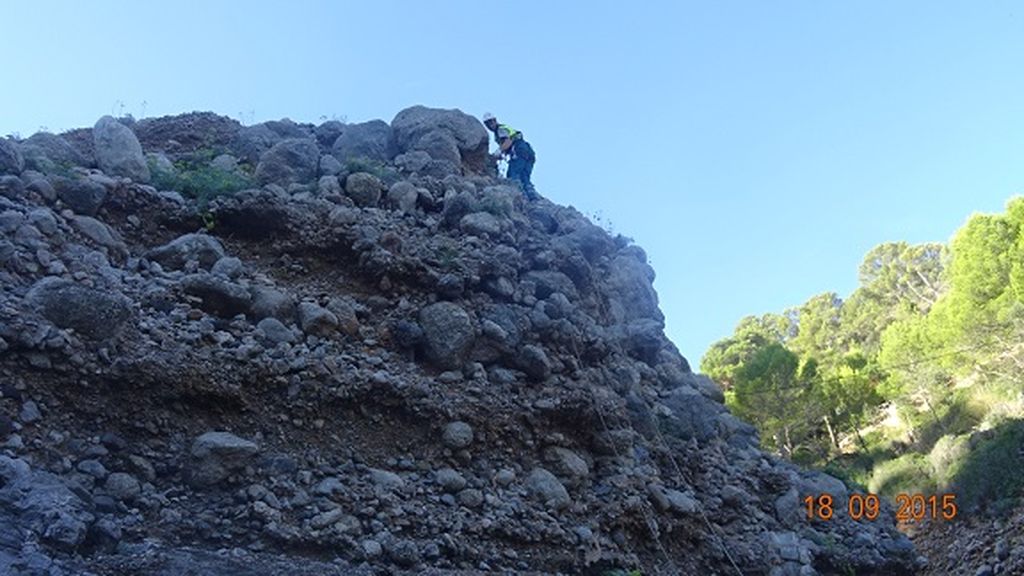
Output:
[482, 112, 538, 200]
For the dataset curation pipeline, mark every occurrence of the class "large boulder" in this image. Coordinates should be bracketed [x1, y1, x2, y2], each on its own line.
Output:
[18, 132, 86, 173]
[418, 302, 475, 369]
[387, 181, 419, 214]
[179, 274, 252, 318]
[391, 106, 489, 173]
[25, 277, 132, 340]
[525, 468, 571, 510]
[93, 116, 150, 182]
[0, 138, 24, 175]
[331, 120, 395, 165]
[344, 172, 383, 207]
[54, 177, 107, 216]
[230, 123, 281, 165]
[255, 138, 319, 186]
[604, 249, 663, 323]
[250, 286, 296, 323]
[145, 233, 225, 271]
[188, 431, 259, 487]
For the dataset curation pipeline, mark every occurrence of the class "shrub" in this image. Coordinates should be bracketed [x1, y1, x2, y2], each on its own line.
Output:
[949, 419, 1024, 513]
[344, 156, 399, 185]
[148, 154, 253, 210]
[868, 453, 936, 496]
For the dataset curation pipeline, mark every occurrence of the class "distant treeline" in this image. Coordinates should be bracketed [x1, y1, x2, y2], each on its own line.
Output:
[702, 197, 1024, 509]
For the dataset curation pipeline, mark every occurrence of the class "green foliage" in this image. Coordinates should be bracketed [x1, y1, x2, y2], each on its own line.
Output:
[949, 419, 1024, 513]
[700, 313, 792, 387]
[703, 196, 1024, 512]
[730, 343, 821, 458]
[148, 152, 253, 210]
[343, 156, 399, 185]
[868, 453, 936, 496]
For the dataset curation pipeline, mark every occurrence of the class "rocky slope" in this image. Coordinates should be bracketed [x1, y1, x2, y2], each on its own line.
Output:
[0, 107, 921, 575]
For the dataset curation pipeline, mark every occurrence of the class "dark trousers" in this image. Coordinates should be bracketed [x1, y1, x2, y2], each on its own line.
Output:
[507, 139, 537, 200]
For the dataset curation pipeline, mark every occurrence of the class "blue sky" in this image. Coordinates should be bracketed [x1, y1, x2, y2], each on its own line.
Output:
[4, 1, 1024, 365]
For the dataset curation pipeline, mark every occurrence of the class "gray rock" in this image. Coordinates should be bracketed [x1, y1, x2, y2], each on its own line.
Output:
[104, 472, 141, 501]
[230, 123, 281, 165]
[387, 181, 419, 214]
[20, 132, 87, 173]
[436, 273, 464, 299]
[19, 401, 41, 423]
[683, 372, 726, 403]
[362, 539, 383, 558]
[659, 387, 723, 443]
[995, 539, 1010, 560]
[146, 233, 225, 271]
[250, 287, 296, 323]
[327, 297, 360, 336]
[314, 121, 345, 148]
[319, 154, 343, 176]
[211, 256, 243, 279]
[519, 344, 552, 381]
[442, 421, 474, 449]
[605, 251, 663, 323]
[459, 211, 502, 237]
[0, 175, 25, 200]
[434, 468, 467, 493]
[55, 177, 107, 216]
[664, 488, 698, 514]
[189, 431, 260, 487]
[394, 150, 431, 173]
[210, 154, 238, 172]
[26, 277, 132, 339]
[147, 151, 175, 179]
[297, 302, 338, 335]
[331, 120, 395, 164]
[368, 468, 404, 492]
[344, 172, 383, 207]
[0, 138, 24, 175]
[409, 129, 460, 167]
[391, 320, 423, 352]
[524, 270, 579, 300]
[418, 301, 475, 369]
[257, 317, 295, 345]
[76, 459, 108, 479]
[313, 477, 344, 497]
[543, 446, 589, 485]
[387, 539, 420, 568]
[70, 215, 126, 254]
[255, 138, 319, 186]
[180, 274, 252, 318]
[391, 106, 489, 173]
[26, 207, 58, 235]
[457, 488, 483, 508]
[494, 468, 515, 486]
[526, 468, 571, 510]
[93, 116, 150, 182]
[317, 175, 342, 198]
[87, 517, 122, 553]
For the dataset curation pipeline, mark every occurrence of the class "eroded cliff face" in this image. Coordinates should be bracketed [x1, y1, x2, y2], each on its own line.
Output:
[0, 108, 919, 575]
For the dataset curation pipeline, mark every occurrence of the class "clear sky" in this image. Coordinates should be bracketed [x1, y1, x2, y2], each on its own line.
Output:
[4, 1, 1024, 366]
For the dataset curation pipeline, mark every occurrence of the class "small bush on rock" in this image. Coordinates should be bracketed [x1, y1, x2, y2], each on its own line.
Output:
[149, 150, 253, 209]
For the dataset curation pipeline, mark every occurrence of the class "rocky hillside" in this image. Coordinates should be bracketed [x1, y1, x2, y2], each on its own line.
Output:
[0, 107, 920, 575]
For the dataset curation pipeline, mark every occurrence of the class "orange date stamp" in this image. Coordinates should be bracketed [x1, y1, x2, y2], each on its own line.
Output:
[804, 493, 958, 522]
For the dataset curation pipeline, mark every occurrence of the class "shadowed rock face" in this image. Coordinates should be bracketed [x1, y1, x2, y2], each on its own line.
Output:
[0, 109, 921, 576]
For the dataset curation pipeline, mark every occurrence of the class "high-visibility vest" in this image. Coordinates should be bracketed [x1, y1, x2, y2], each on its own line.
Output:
[498, 124, 523, 141]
